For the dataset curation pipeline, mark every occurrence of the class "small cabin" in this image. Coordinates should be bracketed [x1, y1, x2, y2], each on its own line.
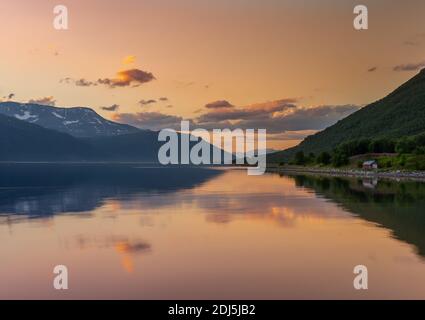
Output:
[363, 160, 378, 170]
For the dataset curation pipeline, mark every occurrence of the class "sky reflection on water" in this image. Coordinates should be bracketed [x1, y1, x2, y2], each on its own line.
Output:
[1, 164, 425, 299]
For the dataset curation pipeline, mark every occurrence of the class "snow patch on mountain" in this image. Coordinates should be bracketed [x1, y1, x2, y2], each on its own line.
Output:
[1, 102, 140, 138]
[64, 120, 79, 125]
[52, 112, 65, 119]
[15, 111, 37, 121]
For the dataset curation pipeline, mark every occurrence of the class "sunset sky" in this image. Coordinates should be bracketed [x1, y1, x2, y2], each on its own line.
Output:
[1, 0, 425, 149]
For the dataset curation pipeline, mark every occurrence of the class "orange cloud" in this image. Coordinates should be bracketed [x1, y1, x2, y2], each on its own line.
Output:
[123, 55, 136, 64]
[61, 68, 156, 88]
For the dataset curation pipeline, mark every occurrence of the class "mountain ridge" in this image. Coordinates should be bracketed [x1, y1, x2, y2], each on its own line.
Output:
[0, 101, 140, 138]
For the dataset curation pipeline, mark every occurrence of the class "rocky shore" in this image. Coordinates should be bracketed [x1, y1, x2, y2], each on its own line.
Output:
[267, 165, 425, 181]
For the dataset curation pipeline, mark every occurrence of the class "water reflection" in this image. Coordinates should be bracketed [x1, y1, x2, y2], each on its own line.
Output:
[0, 163, 222, 220]
[285, 174, 425, 258]
[2, 166, 425, 299]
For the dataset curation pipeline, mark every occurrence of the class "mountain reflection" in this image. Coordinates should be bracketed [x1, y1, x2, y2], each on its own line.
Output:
[0, 163, 222, 220]
[285, 174, 425, 258]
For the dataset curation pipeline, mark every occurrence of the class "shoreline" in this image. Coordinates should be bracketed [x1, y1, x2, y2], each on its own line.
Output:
[266, 165, 425, 182]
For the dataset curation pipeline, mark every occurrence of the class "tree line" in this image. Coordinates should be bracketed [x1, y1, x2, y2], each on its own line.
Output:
[289, 132, 425, 167]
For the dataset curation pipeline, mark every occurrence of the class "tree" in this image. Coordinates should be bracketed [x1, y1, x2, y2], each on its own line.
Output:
[336, 139, 371, 157]
[369, 138, 396, 153]
[396, 137, 415, 154]
[307, 152, 316, 164]
[332, 151, 349, 167]
[294, 151, 306, 165]
[317, 152, 331, 165]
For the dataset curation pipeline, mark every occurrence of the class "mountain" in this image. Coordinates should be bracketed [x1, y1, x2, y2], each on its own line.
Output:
[84, 131, 161, 161]
[85, 131, 231, 162]
[0, 107, 229, 162]
[0, 113, 97, 161]
[269, 69, 425, 162]
[0, 102, 140, 138]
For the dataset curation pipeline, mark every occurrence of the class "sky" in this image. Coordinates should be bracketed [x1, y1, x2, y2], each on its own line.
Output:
[0, 0, 425, 149]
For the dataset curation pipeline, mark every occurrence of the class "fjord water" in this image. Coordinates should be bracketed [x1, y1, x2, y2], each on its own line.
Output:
[1, 164, 425, 299]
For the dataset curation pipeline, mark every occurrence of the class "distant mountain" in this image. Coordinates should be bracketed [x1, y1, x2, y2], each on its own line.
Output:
[0, 113, 97, 161]
[85, 131, 231, 163]
[84, 131, 161, 162]
[0, 102, 140, 138]
[0, 102, 232, 162]
[269, 69, 425, 162]
[0, 109, 229, 162]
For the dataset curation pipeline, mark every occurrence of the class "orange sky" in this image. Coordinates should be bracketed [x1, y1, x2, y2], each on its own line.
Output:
[0, 0, 424, 149]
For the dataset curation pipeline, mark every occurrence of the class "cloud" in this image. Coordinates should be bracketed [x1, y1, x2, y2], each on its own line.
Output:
[113, 98, 360, 136]
[2, 93, 15, 100]
[28, 96, 56, 106]
[76, 78, 96, 87]
[204, 100, 234, 109]
[197, 99, 297, 123]
[98, 69, 156, 88]
[60, 77, 96, 87]
[393, 61, 425, 72]
[61, 68, 156, 88]
[175, 80, 195, 88]
[367, 67, 377, 72]
[233, 104, 361, 133]
[101, 104, 119, 112]
[112, 112, 187, 131]
[402, 33, 425, 46]
[267, 130, 319, 141]
[196, 100, 360, 133]
[123, 55, 136, 64]
[139, 99, 157, 106]
[403, 40, 420, 46]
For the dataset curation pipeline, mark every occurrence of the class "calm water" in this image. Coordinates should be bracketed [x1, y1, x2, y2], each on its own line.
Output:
[1, 164, 425, 299]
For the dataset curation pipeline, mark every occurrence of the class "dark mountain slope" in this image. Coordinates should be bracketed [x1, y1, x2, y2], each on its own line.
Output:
[0, 114, 97, 161]
[85, 130, 231, 163]
[269, 69, 425, 162]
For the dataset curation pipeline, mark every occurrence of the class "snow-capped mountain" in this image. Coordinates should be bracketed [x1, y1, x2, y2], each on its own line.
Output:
[0, 102, 140, 138]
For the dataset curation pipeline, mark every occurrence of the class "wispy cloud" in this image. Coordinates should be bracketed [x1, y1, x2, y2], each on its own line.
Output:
[267, 130, 319, 141]
[101, 104, 120, 112]
[393, 60, 425, 72]
[28, 96, 56, 106]
[204, 100, 234, 109]
[403, 40, 420, 46]
[123, 55, 136, 65]
[112, 112, 189, 131]
[139, 99, 157, 106]
[402, 32, 425, 46]
[1, 93, 15, 100]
